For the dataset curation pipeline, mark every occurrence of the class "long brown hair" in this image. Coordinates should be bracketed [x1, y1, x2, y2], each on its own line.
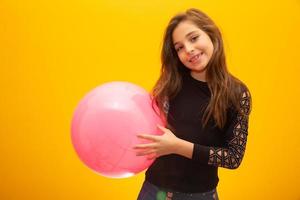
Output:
[152, 8, 249, 128]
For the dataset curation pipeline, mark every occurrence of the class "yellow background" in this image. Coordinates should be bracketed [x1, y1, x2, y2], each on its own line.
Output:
[1, 0, 299, 199]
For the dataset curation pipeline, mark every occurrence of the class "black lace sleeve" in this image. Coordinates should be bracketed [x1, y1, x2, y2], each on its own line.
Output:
[192, 90, 251, 169]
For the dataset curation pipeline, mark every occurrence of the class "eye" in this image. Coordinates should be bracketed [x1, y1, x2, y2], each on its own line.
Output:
[175, 46, 183, 52]
[190, 35, 199, 42]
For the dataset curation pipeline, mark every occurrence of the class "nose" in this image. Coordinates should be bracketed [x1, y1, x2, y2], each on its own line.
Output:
[185, 43, 194, 54]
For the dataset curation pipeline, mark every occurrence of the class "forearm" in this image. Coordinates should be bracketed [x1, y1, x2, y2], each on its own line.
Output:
[174, 139, 246, 169]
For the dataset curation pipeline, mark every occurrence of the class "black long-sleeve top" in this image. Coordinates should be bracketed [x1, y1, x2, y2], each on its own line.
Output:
[145, 71, 251, 193]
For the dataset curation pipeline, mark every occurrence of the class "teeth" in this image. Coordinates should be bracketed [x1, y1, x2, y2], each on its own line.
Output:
[190, 55, 199, 62]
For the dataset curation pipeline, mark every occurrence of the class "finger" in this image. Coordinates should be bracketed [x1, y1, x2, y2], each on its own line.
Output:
[136, 150, 156, 156]
[132, 143, 156, 149]
[136, 134, 159, 141]
[157, 124, 169, 132]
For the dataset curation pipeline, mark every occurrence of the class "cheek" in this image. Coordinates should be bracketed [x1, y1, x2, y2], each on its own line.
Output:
[207, 40, 215, 56]
[208, 44, 215, 58]
[201, 36, 214, 55]
[177, 53, 186, 64]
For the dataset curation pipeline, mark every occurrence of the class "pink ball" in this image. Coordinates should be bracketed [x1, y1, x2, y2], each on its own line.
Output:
[71, 81, 163, 178]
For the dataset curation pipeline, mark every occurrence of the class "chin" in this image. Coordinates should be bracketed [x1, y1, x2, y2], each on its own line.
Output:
[190, 65, 206, 73]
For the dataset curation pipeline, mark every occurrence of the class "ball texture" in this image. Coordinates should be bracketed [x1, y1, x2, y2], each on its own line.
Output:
[71, 81, 163, 178]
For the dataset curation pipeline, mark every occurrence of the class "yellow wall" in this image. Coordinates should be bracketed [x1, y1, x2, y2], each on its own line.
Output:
[1, 0, 299, 199]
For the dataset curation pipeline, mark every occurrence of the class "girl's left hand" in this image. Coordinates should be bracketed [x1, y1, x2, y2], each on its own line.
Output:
[133, 124, 180, 160]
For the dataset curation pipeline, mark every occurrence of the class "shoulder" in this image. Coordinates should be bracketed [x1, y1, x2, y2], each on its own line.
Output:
[230, 75, 251, 99]
[233, 77, 250, 94]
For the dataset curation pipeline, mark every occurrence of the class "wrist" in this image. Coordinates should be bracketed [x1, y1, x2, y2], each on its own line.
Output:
[173, 137, 182, 154]
[174, 138, 194, 159]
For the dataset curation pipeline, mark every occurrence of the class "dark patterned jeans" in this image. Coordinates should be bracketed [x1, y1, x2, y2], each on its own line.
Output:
[137, 181, 219, 200]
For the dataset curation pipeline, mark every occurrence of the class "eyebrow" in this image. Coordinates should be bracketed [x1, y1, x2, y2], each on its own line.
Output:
[173, 30, 199, 46]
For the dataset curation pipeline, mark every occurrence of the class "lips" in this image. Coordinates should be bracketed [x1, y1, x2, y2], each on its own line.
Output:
[189, 52, 203, 63]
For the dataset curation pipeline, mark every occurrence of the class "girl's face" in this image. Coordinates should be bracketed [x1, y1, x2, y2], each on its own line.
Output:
[172, 20, 214, 80]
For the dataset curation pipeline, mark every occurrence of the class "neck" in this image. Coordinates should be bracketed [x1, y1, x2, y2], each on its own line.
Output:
[190, 70, 206, 82]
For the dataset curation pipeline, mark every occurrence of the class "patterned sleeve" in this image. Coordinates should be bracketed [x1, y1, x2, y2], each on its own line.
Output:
[192, 90, 251, 169]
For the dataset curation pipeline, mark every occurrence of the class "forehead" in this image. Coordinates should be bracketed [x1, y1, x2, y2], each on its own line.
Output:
[172, 21, 203, 44]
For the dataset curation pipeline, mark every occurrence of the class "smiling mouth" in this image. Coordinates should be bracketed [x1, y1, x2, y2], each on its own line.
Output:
[189, 52, 204, 63]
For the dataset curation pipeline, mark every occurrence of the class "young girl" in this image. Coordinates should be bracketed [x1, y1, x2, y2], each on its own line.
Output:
[133, 8, 251, 200]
